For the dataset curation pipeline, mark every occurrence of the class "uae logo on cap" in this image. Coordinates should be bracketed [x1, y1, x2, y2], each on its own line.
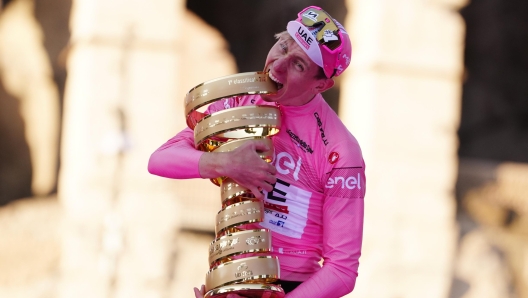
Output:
[295, 26, 314, 50]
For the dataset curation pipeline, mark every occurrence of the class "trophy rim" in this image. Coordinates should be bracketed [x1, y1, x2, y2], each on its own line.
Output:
[186, 71, 269, 95]
[209, 229, 272, 266]
[206, 255, 277, 273]
[204, 283, 285, 298]
[193, 105, 281, 147]
[184, 71, 277, 118]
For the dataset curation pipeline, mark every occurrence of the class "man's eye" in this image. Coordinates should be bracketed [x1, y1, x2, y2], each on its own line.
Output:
[280, 43, 287, 52]
[296, 63, 304, 71]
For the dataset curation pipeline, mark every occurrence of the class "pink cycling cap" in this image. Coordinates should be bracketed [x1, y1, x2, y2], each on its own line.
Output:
[286, 6, 352, 78]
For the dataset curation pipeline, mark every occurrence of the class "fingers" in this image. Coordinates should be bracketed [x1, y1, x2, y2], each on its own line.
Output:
[266, 170, 277, 185]
[267, 163, 277, 175]
[223, 139, 277, 195]
[251, 171, 276, 194]
[249, 186, 264, 199]
[254, 162, 276, 193]
[260, 176, 275, 193]
[193, 287, 203, 298]
[251, 139, 271, 153]
[194, 284, 206, 298]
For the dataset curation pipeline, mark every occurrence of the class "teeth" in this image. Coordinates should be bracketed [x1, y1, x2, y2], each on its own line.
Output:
[268, 72, 282, 85]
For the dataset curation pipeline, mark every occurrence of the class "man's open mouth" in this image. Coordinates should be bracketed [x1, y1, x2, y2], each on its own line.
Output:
[268, 72, 284, 90]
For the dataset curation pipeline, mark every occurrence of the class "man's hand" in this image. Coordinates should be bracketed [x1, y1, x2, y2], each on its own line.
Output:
[193, 285, 206, 298]
[199, 140, 277, 198]
[223, 140, 277, 198]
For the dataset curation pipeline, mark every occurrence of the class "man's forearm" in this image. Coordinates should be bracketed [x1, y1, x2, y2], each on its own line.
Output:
[148, 128, 203, 179]
[286, 266, 356, 298]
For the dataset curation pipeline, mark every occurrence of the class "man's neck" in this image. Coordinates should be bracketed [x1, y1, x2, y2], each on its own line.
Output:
[282, 93, 318, 107]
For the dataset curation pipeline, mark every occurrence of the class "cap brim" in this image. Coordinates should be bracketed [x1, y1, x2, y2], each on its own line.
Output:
[286, 21, 323, 68]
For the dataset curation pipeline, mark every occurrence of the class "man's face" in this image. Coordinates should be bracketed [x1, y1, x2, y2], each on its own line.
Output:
[261, 35, 328, 106]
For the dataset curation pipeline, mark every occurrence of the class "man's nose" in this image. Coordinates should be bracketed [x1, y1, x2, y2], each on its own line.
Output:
[274, 56, 288, 73]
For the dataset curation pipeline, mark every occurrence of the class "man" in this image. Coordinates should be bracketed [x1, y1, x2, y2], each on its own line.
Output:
[148, 6, 365, 298]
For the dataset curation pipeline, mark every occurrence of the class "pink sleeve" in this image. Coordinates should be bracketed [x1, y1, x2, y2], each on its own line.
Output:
[147, 127, 204, 179]
[286, 196, 364, 297]
[287, 157, 366, 297]
[147, 96, 244, 179]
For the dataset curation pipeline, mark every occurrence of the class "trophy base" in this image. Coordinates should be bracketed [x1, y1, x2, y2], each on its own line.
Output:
[204, 284, 285, 298]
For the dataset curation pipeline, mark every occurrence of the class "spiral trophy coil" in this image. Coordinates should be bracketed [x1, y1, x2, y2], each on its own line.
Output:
[185, 72, 285, 298]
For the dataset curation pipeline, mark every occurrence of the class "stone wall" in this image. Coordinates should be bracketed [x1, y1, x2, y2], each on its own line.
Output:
[58, 0, 236, 297]
[454, 158, 528, 297]
[340, 0, 466, 296]
[0, 0, 61, 201]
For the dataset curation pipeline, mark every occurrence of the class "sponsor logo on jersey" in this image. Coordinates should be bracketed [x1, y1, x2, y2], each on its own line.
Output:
[266, 178, 290, 203]
[325, 167, 365, 198]
[287, 129, 313, 154]
[264, 201, 289, 214]
[272, 151, 302, 181]
[268, 219, 285, 227]
[314, 112, 329, 146]
[329, 152, 339, 164]
[261, 176, 312, 239]
[326, 172, 361, 190]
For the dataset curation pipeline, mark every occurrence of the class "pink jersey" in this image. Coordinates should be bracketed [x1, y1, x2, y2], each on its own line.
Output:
[148, 94, 365, 297]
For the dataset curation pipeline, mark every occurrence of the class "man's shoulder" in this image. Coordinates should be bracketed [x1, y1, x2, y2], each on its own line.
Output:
[314, 102, 359, 146]
[317, 104, 363, 165]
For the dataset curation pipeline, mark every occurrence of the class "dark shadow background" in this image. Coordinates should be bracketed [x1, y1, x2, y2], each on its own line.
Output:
[458, 0, 528, 163]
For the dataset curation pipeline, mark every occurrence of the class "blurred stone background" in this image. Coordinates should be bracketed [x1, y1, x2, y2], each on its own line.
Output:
[0, 0, 526, 297]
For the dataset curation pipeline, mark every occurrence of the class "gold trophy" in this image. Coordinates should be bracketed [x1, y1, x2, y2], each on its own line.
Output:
[185, 72, 285, 298]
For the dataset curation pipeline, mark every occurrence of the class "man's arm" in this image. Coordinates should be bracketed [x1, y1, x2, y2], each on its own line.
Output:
[148, 128, 278, 197]
[148, 127, 203, 179]
[285, 195, 364, 298]
[286, 151, 366, 298]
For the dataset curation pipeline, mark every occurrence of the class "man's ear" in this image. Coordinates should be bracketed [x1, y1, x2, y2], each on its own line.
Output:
[314, 78, 335, 93]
